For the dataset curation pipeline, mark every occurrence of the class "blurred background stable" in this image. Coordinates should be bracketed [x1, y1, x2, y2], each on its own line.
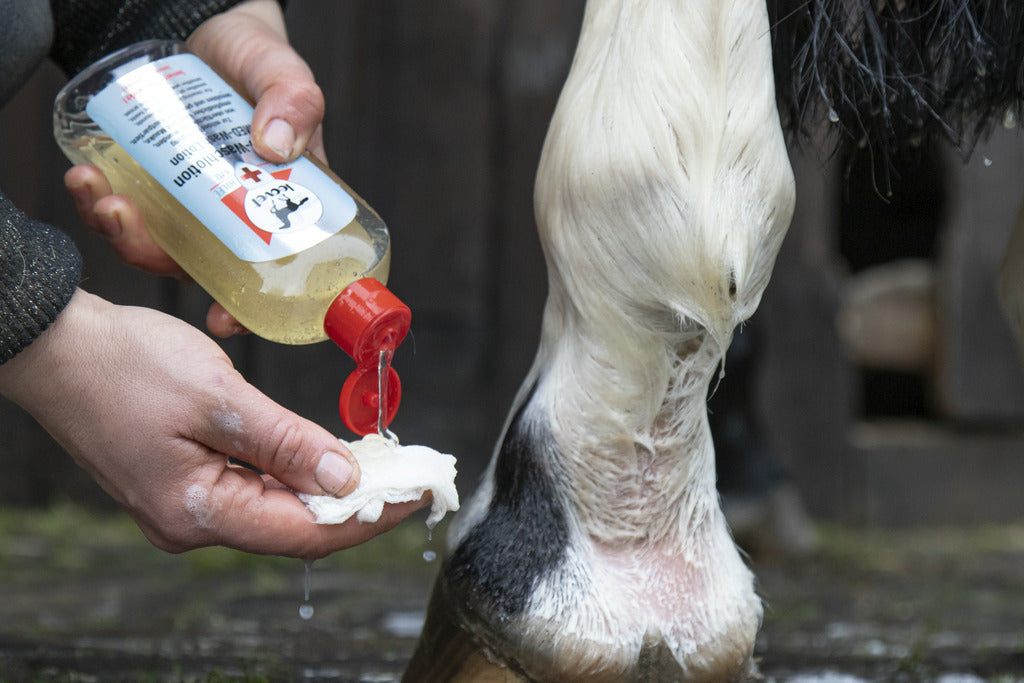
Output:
[2, 0, 1023, 528]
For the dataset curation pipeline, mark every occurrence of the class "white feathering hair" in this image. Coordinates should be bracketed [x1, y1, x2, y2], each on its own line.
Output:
[445, 0, 796, 679]
[533, 0, 794, 544]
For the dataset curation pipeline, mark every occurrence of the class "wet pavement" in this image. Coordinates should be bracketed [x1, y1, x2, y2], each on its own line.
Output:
[754, 525, 1024, 681]
[0, 505, 1022, 682]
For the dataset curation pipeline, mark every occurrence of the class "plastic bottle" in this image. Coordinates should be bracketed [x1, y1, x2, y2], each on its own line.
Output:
[53, 40, 409, 435]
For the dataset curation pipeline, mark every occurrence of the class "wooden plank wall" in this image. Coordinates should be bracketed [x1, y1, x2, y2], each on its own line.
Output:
[0, 0, 584, 507]
[3, 1, 1023, 525]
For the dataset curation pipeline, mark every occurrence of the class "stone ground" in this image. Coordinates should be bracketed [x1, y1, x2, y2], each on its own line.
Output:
[0, 504, 1022, 682]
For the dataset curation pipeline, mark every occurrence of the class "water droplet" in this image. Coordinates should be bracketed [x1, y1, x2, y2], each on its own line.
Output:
[303, 559, 314, 601]
[984, 157, 993, 167]
[298, 559, 316, 619]
[1005, 107, 1018, 130]
[422, 550, 437, 563]
[827, 107, 840, 123]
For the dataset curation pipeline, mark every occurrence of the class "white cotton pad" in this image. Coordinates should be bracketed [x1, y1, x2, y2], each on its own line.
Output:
[299, 433, 459, 528]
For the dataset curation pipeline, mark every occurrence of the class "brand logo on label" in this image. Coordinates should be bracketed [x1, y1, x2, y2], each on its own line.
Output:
[233, 163, 323, 234]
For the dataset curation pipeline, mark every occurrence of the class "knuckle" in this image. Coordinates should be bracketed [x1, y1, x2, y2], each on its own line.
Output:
[268, 77, 325, 132]
[145, 521, 200, 554]
[287, 79, 325, 118]
[205, 364, 238, 391]
[264, 418, 309, 475]
[241, 45, 324, 114]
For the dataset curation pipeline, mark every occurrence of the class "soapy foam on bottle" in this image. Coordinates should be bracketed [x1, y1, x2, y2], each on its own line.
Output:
[299, 433, 459, 527]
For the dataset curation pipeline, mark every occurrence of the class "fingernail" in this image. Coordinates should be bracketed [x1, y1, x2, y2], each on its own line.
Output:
[96, 210, 123, 238]
[263, 118, 297, 159]
[315, 451, 354, 496]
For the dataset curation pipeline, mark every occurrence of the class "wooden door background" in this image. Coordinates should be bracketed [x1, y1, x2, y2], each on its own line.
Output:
[3, 1, 1024, 526]
[0, 0, 583, 506]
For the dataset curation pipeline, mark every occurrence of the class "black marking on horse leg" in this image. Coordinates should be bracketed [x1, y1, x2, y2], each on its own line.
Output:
[445, 381, 571, 620]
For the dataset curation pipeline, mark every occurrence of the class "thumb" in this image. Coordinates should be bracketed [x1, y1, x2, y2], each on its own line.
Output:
[187, 1, 325, 163]
[246, 49, 325, 162]
[199, 383, 360, 497]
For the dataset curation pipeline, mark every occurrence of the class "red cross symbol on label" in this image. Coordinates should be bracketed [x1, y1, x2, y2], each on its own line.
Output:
[240, 166, 263, 183]
[220, 168, 294, 245]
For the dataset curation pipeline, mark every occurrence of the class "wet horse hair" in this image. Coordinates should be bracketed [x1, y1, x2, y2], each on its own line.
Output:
[405, 1, 1024, 679]
[769, 0, 1024, 188]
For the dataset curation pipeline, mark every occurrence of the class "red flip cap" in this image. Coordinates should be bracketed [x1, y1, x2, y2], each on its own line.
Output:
[338, 365, 401, 436]
[324, 278, 411, 435]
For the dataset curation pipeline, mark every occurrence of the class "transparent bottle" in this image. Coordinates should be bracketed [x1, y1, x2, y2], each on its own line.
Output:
[53, 40, 409, 434]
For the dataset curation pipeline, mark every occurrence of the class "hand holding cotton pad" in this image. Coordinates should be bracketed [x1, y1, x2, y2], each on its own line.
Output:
[299, 434, 459, 528]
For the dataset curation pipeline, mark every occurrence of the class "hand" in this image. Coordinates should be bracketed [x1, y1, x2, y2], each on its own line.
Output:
[63, 0, 327, 338]
[0, 290, 427, 558]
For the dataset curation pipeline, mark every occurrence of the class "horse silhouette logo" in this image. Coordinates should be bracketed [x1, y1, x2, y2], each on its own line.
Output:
[235, 162, 323, 233]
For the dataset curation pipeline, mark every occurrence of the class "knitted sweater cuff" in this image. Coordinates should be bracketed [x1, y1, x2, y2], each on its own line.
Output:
[50, 0, 257, 77]
[0, 196, 82, 365]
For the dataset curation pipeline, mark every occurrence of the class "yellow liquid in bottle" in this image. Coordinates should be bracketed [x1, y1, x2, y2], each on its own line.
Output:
[53, 40, 392, 346]
[61, 134, 390, 345]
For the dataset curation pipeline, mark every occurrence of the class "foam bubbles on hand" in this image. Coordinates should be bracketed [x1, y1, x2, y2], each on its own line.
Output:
[299, 434, 459, 528]
[184, 484, 215, 529]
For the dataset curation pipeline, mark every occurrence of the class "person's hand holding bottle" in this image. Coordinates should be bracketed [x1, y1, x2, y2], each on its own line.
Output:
[64, 0, 322, 337]
[0, 0, 428, 559]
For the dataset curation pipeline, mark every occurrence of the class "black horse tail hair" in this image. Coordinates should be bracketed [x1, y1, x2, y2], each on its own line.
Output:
[769, 0, 1024, 191]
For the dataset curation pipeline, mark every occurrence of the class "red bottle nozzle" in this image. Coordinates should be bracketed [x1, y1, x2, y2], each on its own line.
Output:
[324, 278, 411, 436]
[324, 278, 411, 365]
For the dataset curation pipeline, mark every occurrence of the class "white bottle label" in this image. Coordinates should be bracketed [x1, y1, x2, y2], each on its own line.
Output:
[86, 53, 357, 262]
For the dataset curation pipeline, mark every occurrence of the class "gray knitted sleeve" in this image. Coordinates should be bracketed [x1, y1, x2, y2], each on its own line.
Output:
[0, 194, 82, 365]
[50, 0, 278, 76]
[0, 0, 289, 365]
